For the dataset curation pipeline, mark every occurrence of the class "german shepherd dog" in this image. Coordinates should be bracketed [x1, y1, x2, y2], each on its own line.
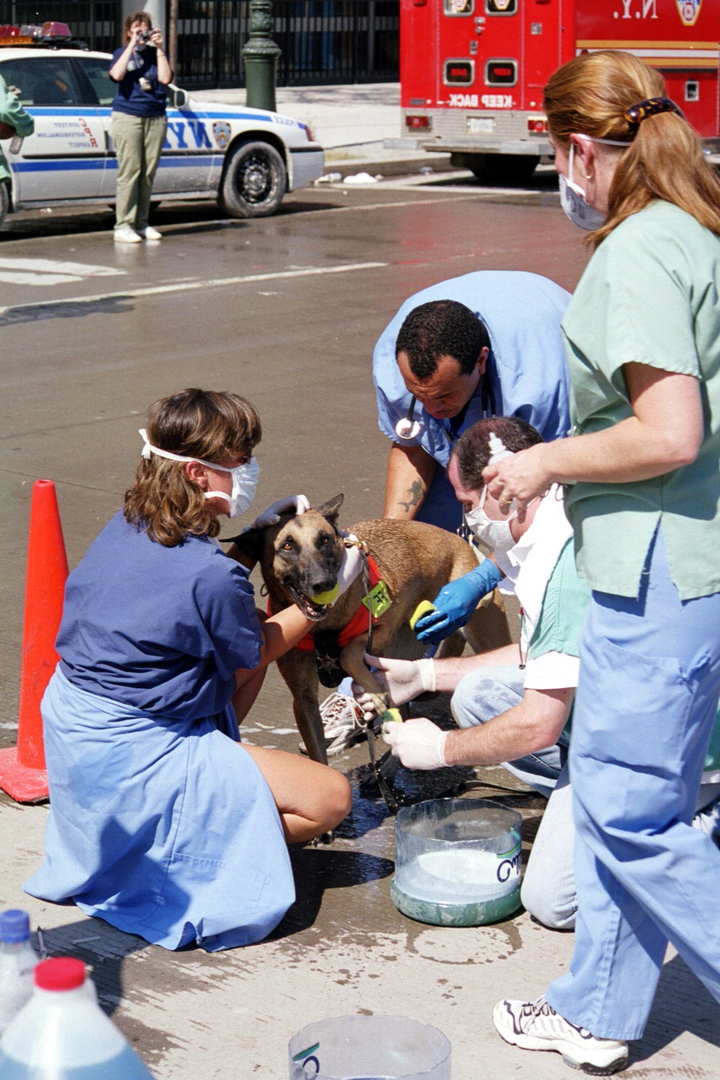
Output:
[229, 495, 511, 766]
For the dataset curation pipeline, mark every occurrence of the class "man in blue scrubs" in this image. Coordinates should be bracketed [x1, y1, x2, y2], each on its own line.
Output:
[373, 271, 571, 533]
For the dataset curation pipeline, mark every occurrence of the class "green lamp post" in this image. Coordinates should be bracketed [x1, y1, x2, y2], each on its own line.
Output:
[242, 0, 282, 112]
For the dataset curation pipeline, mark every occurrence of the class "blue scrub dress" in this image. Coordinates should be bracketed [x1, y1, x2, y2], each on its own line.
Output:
[24, 513, 295, 952]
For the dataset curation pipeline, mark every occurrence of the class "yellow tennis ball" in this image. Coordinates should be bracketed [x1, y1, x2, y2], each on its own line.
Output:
[383, 708, 403, 724]
[310, 584, 340, 606]
[409, 600, 437, 631]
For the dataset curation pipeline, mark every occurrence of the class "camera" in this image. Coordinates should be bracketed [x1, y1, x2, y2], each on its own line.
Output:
[139, 29, 151, 42]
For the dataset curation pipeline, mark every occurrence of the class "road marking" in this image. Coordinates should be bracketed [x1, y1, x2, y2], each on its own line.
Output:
[0, 256, 126, 287]
[0, 261, 387, 317]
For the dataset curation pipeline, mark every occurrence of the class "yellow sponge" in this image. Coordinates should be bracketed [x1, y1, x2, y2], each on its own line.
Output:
[310, 584, 340, 606]
[409, 600, 436, 631]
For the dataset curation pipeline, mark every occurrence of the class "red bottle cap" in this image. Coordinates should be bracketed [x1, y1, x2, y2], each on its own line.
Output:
[35, 957, 86, 991]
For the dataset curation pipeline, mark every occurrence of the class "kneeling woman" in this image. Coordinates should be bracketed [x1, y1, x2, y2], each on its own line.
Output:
[24, 388, 352, 952]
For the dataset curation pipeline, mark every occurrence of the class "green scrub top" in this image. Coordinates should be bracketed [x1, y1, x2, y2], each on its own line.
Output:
[0, 75, 34, 184]
[528, 538, 591, 663]
[562, 200, 720, 601]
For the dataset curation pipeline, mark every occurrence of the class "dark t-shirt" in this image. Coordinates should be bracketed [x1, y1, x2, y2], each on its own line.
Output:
[57, 512, 262, 720]
[110, 45, 169, 117]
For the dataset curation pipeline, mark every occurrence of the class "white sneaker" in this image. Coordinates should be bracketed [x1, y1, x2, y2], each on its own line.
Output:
[301, 693, 365, 756]
[138, 225, 162, 240]
[493, 996, 628, 1075]
[114, 225, 142, 243]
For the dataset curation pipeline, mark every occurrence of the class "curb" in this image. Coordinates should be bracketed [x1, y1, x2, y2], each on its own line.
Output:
[322, 152, 458, 180]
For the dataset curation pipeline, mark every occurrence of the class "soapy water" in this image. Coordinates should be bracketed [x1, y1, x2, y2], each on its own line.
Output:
[396, 846, 520, 903]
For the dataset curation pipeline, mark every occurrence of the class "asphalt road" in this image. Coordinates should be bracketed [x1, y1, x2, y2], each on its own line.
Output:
[2, 182, 720, 1080]
[0, 177, 590, 729]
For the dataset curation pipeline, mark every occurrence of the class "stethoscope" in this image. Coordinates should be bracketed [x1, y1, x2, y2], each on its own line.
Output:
[393, 373, 497, 442]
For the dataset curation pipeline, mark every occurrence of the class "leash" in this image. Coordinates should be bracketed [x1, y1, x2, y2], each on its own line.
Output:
[343, 534, 406, 814]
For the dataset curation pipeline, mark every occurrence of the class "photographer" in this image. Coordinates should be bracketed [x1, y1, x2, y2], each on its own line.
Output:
[109, 11, 172, 243]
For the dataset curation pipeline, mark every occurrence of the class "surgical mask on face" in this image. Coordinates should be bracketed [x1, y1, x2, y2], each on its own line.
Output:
[558, 133, 632, 231]
[139, 428, 259, 518]
[203, 457, 259, 518]
[464, 488, 517, 554]
[558, 144, 607, 231]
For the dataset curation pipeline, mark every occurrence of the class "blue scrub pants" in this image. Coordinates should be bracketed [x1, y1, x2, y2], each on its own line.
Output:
[546, 530, 720, 1040]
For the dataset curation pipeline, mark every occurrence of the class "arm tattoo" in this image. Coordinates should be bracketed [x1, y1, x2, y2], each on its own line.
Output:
[396, 479, 426, 514]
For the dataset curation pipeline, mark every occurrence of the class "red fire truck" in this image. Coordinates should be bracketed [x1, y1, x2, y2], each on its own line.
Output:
[400, 0, 720, 183]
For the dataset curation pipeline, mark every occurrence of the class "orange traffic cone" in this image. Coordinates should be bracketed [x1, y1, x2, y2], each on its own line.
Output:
[0, 480, 68, 802]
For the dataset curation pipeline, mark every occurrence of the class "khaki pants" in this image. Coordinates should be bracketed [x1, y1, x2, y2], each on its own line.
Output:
[111, 112, 167, 231]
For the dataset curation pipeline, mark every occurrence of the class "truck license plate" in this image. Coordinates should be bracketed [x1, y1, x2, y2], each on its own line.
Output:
[467, 117, 495, 134]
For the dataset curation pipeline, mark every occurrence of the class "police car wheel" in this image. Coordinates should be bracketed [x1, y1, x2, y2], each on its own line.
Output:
[0, 183, 8, 228]
[220, 140, 286, 218]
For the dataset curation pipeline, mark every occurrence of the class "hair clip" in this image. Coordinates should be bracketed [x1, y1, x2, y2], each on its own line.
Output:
[623, 97, 682, 126]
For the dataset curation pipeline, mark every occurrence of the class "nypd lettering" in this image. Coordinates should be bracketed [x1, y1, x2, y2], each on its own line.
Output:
[164, 119, 213, 150]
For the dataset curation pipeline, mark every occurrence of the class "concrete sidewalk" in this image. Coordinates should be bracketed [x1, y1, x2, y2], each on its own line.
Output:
[192, 81, 455, 178]
[3, 738, 719, 1078]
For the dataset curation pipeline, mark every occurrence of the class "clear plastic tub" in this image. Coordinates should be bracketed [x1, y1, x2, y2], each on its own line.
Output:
[289, 1014, 451, 1079]
[391, 798, 522, 926]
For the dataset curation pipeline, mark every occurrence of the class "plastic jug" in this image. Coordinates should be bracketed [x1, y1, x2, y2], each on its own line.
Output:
[0, 957, 156, 1079]
[0, 911, 38, 1034]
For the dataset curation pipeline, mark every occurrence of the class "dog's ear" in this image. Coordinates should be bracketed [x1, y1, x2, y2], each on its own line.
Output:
[314, 493, 344, 525]
[225, 527, 265, 564]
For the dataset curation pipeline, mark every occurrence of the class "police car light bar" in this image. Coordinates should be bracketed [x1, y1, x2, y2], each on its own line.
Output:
[0, 21, 73, 47]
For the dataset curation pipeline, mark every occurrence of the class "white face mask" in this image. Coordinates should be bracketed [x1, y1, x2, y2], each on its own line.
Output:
[558, 134, 631, 231]
[464, 487, 517, 554]
[139, 428, 259, 518]
[558, 143, 607, 231]
[203, 457, 259, 518]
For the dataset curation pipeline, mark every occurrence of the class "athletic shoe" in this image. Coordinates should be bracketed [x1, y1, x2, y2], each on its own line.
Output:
[692, 795, 720, 846]
[138, 225, 162, 240]
[493, 996, 628, 1076]
[113, 225, 142, 243]
[315, 692, 366, 756]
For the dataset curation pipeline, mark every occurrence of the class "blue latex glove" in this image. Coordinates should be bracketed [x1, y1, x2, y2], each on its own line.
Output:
[415, 561, 503, 645]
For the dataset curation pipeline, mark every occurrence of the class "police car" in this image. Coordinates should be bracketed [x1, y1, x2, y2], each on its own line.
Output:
[0, 24, 324, 226]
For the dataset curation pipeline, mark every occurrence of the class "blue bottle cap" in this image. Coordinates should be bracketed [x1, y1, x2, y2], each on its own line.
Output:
[0, 909, 31, 943]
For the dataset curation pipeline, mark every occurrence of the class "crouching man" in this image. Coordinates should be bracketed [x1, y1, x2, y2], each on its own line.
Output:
[360, 417, 720, 928]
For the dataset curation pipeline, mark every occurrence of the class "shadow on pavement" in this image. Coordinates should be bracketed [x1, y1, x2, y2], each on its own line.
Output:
[631, 951, 720, 1064]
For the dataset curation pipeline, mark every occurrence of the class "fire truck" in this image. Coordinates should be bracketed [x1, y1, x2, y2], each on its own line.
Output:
[400, 0, 720, 183]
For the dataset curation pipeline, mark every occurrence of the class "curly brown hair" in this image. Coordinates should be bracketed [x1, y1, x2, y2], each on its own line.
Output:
[124, 388, 261, 547]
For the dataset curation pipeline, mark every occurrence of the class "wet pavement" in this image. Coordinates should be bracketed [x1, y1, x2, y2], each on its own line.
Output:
[1, 129, 719, 1077]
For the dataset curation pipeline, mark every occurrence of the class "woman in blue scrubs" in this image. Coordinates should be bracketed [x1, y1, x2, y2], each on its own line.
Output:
[484, 52, 720, 1074]
[25, 388, 352, 952]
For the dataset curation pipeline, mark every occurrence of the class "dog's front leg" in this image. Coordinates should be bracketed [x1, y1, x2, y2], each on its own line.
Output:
[276, 650, 327, 766]
[339, 636, 388, 701]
